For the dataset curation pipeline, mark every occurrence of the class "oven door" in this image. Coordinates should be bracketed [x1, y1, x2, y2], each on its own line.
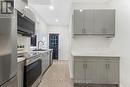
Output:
[24, 59, 42, 87]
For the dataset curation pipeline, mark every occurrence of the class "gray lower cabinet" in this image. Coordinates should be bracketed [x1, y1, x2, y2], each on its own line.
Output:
[73, 57, 119, 85]
[73, 9, 115, 36]
[107, 61, 119, 84]
[40, 50, 53, 74]
[40, 52, 50, 73]
[74, 61, 86, 83]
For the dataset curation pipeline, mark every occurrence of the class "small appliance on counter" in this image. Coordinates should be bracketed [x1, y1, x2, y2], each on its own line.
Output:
[17, 44, 25, 51]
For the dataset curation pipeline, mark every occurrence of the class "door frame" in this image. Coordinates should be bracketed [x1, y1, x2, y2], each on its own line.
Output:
[49, 33, 59, 60]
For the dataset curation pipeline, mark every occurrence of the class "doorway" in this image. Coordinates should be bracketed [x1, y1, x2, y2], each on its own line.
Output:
[49, 34, 59, 60]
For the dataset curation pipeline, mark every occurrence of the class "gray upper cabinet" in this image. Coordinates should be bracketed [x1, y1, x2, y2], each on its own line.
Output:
[83, 10, 94, 34]
[74, 10, 84, 34]
[73, 9, 115, 36]
[94, 10, 115, 35]
[73, 10, 94, 34]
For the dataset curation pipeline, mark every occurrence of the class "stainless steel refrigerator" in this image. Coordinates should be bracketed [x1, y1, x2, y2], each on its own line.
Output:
[0, 12, 17, 87]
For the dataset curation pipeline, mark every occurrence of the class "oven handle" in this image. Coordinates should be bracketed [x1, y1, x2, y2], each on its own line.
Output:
[26, 58, 41, 66]
[26, 59, 42, 72]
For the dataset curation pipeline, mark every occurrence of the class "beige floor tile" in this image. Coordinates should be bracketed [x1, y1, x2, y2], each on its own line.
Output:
[38, 60, 74, 87]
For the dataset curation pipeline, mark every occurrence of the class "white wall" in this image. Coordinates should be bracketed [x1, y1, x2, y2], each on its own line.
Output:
[17, 34, 31, 52]
[72, 3, 109, 9]
[69, 3, 112, 78]
[70, 1, 130, 87]
[35, 16, 48, 49]
[108, 0, 130, 87]
[48, 26, 71, 60]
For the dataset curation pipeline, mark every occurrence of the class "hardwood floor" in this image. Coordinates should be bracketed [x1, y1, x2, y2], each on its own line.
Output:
[38, 60, 73, 87]
[74, 84, 118, 87]
[38, 60, 118, 87]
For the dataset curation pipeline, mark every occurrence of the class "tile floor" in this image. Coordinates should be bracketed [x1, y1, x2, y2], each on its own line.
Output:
[38, 60, 74, 87]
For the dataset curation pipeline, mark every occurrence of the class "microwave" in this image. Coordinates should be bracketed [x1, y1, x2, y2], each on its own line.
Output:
[17, 11, 35, 36]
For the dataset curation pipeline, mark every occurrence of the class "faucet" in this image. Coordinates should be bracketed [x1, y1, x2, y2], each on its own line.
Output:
[38, 41, 44, 49]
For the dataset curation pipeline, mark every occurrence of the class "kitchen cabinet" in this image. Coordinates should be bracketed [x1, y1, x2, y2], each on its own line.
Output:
[83, 10, 94, 34]
[94, 10, 115, 35]
[73, 10, 84, 34]
[106, 60, 119, 84]
[17, 58, 25, 87]
[40, 52, 49, 73]
[74, 61, 86, 83]
[73, 9, 115, 36]
[40, 50, 53, 74]
[74, 58, 100, 84]
[15, 0, 35, 22]
[73, 10, 94, 34]
[73, 57, 119, 85]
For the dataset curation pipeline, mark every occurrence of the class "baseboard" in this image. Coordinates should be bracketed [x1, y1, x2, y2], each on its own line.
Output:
[74, 83, 119, 87]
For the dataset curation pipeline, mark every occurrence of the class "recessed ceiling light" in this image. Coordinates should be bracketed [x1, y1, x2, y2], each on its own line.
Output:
[80, 9, 83, 12]
[56, 19, 59, 22]
[49, 5, 54, 10]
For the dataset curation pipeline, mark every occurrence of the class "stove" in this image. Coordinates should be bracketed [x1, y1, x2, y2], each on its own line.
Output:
[17, 52, 42, 87]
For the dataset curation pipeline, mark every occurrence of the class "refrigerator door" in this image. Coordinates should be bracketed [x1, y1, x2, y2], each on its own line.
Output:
[0, 13, 17, 86]
[1, 76, 17, 87]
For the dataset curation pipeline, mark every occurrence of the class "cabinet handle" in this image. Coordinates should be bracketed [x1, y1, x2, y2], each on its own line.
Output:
[82, 28, 86, 33]
[105, 64, 110, 69]
[108, 64, 110, 69]
[86, 64, 87, 69]
[106, 64, 108, 69]
[83, 64, 85, 69]
[82, 28, 84, 33]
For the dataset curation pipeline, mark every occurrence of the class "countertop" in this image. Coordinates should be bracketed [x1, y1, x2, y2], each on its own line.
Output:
[17, 49, 53, 62]
[31, 49, 53, 53]
[17, 57, 25, 63]
[71, 49, 120, 57]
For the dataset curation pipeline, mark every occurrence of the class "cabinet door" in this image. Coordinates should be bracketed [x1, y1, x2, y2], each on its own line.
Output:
[96, 61, 108, 84]
[94, 10, 115, 35]
[74, 10, 84, 34]
[83, 10, 94, 34]
[107, 61, 119, 84]
[74, 61, 86, 83]
[85, 61, 98, 84]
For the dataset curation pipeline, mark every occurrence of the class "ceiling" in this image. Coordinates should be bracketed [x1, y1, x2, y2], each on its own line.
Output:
[29, 0, 51, 5]
[29, 0, 72, 26]
[72, 0, 110, 3]
[29, 0, 111, 26]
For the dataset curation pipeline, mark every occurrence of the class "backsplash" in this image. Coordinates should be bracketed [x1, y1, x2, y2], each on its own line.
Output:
[17, 34, 31, 52]
[72, 35, 114, 51]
